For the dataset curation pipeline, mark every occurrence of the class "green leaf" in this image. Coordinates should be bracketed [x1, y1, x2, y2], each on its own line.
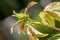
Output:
[39, 12, 48, 25]
[55, 20, 60, 28]
[27, 4, 42, 22]
[45, 12, 55, 26]
[36, 34, 48, 37]
[44, 2, 60, 22]
[32, 25, 60, 34]
[27, 26, 39, 40]
[46, 11, 60, 22]
[29, 25, 48, 37]
[48, 33, 60, 40]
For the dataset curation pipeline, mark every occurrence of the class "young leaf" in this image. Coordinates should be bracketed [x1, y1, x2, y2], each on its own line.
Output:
[32, 21, 41, 25]
[29, 25, 48, 37]
[46, 11, 60, 22]
[45, 12, 55, 26]
[13, 10, 29, 20]
[44, 2, 60, 12]
[39, 12, 48, 25]
[27, 26, 39, 40]
[44, 2, 60, 22]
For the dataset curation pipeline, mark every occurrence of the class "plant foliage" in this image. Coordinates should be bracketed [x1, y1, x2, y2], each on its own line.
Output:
[10, 1, 60, 40]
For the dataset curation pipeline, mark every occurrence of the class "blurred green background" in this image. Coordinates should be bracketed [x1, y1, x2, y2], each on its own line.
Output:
[0, 0, 40, 20]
